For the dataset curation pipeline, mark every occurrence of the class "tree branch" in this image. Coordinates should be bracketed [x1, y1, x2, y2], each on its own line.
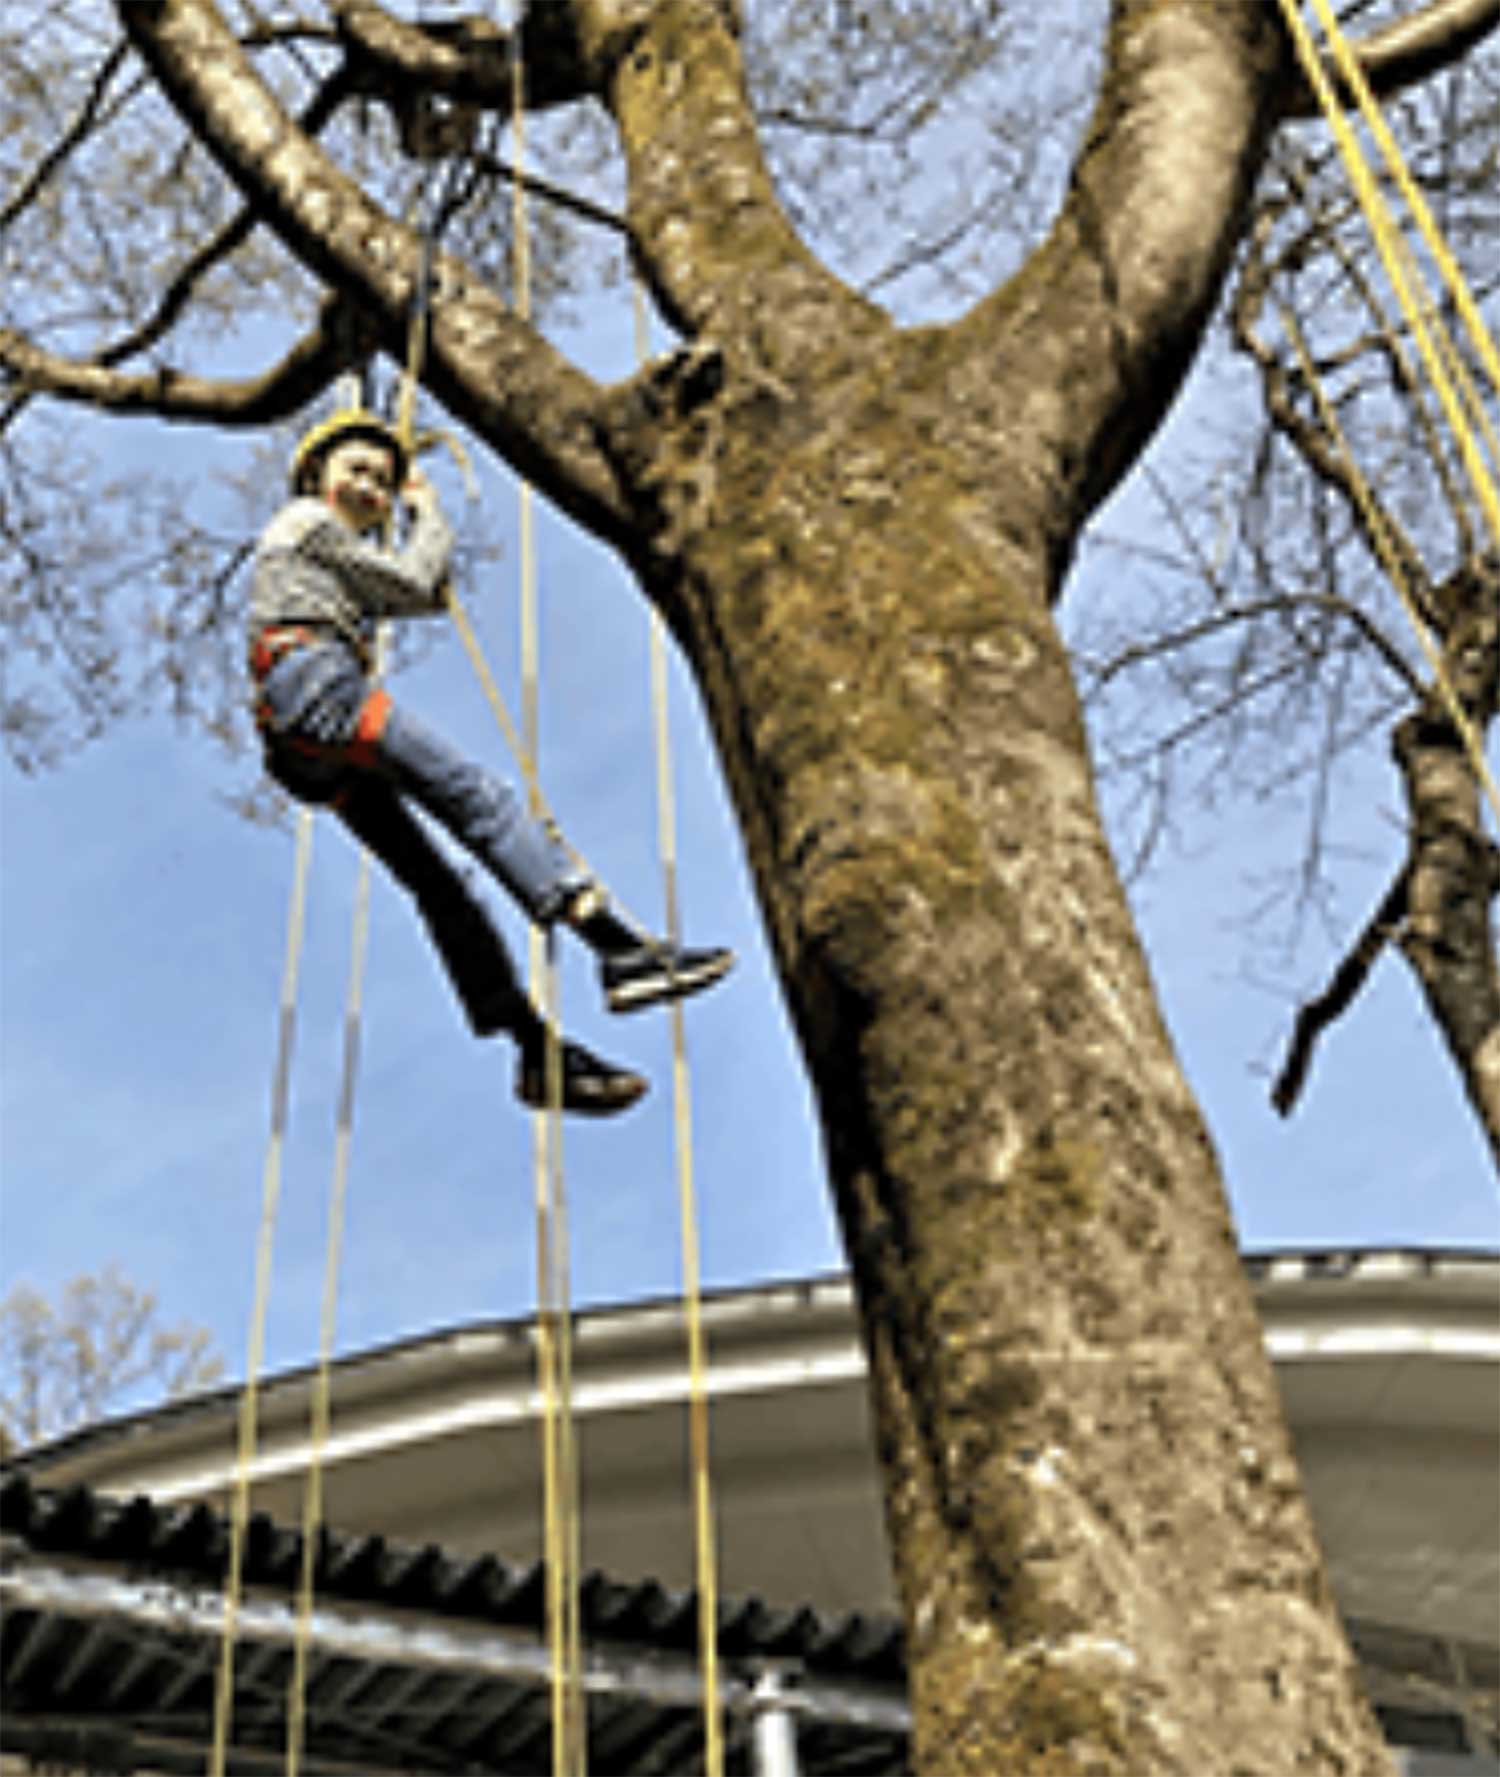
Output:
[949, 0, 1292, 573]
[584, 0, 868, 351]
[95, 65, 354, 372]
[1281, 0, 1500, 119]
[0, 42, 134, 235]
[1273, 150, 1480, 563]
[1079, 591, 1425, 704]
[1230, 203, 1436, 607]
[329, 0, 592, 114]
[461, 147, 628, 238]
[0, 298, 376, 425]
[114, 0, 628, 543]
[1271, 864, 1411, 1113]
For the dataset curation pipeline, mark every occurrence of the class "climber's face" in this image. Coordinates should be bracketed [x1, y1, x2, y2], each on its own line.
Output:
[320, 438, 397, 532]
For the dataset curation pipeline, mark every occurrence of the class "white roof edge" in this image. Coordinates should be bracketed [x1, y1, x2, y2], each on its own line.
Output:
[14, 1250, 1495, 1478]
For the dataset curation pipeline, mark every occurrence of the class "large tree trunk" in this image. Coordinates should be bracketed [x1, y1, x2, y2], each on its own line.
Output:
[585, 4, 1394, 1765]
[603, 335, 1390, 1773]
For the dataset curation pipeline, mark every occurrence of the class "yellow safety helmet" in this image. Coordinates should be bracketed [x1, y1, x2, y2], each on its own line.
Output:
[289, 409, 408, 495]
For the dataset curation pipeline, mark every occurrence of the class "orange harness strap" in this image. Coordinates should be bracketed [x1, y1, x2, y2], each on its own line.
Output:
[346, 688, 392, 769]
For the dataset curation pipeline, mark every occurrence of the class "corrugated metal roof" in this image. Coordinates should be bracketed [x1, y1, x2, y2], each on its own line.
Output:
[4, 1254, 1495, 1771]
[1, 1474, 909, 1776]
[4, 1472, 1497, 1772]
[0, 1476, 905, 1680]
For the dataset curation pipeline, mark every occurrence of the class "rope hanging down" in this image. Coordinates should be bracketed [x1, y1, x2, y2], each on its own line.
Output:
[634, 279, 726, 1777]
[210, 810, 313, 1777]
[505, 40, 588, 1774]
[1272, 0, 1500, 831]
[286, 726, 380, 1777]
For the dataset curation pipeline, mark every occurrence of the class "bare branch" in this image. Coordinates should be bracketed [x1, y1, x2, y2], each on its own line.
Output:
[95, 65, 353, 370]
[463, 146, 628, 238]
[0, 41, 134, 234]
[0, 297, 376, 425]
[1231, 205, 1435, 606]
[1271, 864, 1411, 1113]
[1080, 591, 1425, 703]
[1274, 150, 1479, 559]
[1282, 0, 1500, 119]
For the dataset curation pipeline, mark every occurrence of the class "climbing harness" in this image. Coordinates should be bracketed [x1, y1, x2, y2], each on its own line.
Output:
[1271, 0, 1500, 830]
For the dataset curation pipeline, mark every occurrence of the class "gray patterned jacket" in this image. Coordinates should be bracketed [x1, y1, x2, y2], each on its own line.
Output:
[248, 497, 455, 657]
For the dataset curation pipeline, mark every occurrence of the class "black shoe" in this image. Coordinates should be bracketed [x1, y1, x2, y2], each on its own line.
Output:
[600, 942, 735, 1014]
[516, 1039, 648, 1116]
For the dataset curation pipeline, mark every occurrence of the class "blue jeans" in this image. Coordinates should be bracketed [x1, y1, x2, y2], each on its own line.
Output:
[254, 640, 586, 1036]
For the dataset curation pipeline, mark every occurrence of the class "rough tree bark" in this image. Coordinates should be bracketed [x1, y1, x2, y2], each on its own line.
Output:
[1392, 557, 1500, 1159]
[15, 0, 1492, 1768]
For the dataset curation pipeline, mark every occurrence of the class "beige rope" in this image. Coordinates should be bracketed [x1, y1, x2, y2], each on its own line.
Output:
[209, 806, 314, 1777]
[507, 34, 587, 1777]
[635, 280, 725, 1777]
[283, 627, 388, 1777]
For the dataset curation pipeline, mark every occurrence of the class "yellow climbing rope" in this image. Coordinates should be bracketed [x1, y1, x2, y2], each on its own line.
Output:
[1272, 0, 1500, 828]
[285, 722, 380, 1777]
[635, 281, 726, 1777]
[209, 808, 314, 1777]
[505, 37, 587, 1777]
[214, 366, 386, 1777]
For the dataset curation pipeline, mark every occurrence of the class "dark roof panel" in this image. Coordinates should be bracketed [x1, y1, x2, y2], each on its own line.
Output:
[0, 1471, 907, 1685]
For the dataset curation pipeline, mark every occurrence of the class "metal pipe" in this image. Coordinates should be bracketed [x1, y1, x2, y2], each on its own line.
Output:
[750, 1663, 802, 1777]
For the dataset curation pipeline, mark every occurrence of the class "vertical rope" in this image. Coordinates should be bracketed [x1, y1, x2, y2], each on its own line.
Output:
[284, 623, 388, 1777]
[510, 29, 586, 1777]
[209, 806, 314, 1777]
[635, 282, 725, 1777]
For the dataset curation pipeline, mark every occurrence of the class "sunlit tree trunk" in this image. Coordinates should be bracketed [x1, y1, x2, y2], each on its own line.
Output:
[600, 335, 1389, 1773]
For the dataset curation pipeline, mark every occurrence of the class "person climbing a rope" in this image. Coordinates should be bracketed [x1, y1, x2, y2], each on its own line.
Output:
[247, 407, 734, 1116]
